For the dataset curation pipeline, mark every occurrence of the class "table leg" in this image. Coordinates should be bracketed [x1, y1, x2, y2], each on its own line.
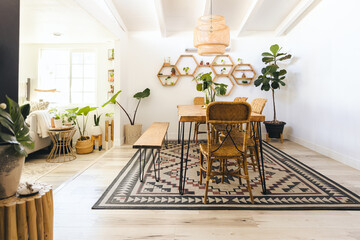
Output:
[258, 122, 267, 194]
[177, 121, 181, 144]
[179, 122, 192, 195]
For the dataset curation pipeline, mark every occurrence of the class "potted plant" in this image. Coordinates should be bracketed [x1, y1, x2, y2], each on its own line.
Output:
[49, 108, 63, 128]
[183, 67, 190, 75]
[200, 60, 204, 65]
[91, 112, 102, 136]
[194, 72, 227, 104]
[220, 67, 226, 74]
[103, 88, 150, 144]
[237, 58, 243, 64]
[0, 97, 34, 199]
[171, 67, 176, 75]
[66, 106, 97, 154]
[165, 76, 171, 85]
[254, 44, 292, 140]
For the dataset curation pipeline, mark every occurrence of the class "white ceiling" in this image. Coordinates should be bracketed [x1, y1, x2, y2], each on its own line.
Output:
[20, 0, 320, 43]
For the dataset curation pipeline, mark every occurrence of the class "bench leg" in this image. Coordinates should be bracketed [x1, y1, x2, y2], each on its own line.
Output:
[139, 148, 146, 182]
[151, 149, 161, 182]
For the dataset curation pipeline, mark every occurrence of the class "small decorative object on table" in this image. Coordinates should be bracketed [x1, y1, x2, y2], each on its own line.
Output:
[194, 72, 227, 105]
[17, 182, 41, 196]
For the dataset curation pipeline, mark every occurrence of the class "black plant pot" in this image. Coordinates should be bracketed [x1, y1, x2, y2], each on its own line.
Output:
[264, 121, 286, 139]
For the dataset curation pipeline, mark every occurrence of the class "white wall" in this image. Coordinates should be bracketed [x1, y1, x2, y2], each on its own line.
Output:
[123, 31, 284, 140]
[282, 0, 360, 169]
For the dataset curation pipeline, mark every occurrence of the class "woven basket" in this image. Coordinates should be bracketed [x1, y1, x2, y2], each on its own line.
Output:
[75, 137, 93, 154]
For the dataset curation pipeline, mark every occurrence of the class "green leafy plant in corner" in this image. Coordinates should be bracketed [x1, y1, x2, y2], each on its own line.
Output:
[0, 96, 34, 156]
[65, 106, 97, 140]
[254, 44, 292, 123]
[194, 72, 227, 104]
[102, 88, 150, 125]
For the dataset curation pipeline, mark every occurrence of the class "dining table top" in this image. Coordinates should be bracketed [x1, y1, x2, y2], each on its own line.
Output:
[177, 104, 265, 122]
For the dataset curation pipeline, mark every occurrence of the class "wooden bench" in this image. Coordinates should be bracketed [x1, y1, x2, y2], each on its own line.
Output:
[133, 122, 169, 182]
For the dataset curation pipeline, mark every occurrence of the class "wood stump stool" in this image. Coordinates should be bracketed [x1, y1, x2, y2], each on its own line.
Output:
[91, 135, 102, 151]
[0, 183, 53, 240]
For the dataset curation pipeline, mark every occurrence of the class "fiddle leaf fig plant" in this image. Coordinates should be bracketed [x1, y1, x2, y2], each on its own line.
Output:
[194, 72, 227, 104]
[102, 88, 150, 125]
[254, 44, 292, 122]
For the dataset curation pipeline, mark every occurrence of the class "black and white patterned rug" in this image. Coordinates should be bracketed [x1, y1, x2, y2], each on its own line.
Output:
[93, 141, 360, 210]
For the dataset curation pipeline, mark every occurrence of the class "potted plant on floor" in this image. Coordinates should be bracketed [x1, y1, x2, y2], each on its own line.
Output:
[0, 97, 34, 199]
[102, 88, 150, 144]
[66, 106, 97, 154]
[254, 44, 292, 141]
[194, 72, 227, 104]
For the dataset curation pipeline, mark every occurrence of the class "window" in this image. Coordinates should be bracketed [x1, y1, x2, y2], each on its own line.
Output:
[38, 49, 97, 105]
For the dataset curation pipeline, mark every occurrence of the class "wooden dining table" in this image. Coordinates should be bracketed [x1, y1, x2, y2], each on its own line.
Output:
[177, 104, 267, 195]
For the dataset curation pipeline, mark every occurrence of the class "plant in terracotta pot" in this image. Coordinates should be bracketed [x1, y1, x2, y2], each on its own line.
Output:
[0, 97, 34, 199]
[102, 88, 150, 144]
[66, 106, 97, 154]
[194, 72, 227, 104]
[254, 44, 292, 142]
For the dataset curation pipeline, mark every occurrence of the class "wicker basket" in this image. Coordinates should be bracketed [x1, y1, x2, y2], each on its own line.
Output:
[75, 137, 93, 154]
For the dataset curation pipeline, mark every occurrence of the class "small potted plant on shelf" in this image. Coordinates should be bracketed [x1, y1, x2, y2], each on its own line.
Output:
[170, 82, 174, 85]
[165, 76, 171, 85]
[91, 111, 102, 136]
[221, 59, 225, 64]
[109, 72, 114, 82]
[0, 97, 33, 199]
[66, 106, 97, 154]
[183, 67, 190, 75]
[220, 67, 226, 74]
[102, 88, 150, 144]
[242, 80, 248, 84]
[171, 67, 176, 75]
[194, 72, 227, 104]
[254, 44, 292, 141]
[206, 62, 210, 65]
[237, 58, 243, 64]
[200, 60, 204, 65]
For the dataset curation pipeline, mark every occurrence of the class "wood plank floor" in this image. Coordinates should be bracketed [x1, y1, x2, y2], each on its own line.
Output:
[31, 140, 360, 240]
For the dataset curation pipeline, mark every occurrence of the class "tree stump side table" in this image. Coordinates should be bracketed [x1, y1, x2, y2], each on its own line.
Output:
[0, 183, 53, 240]
[47, 128, 76, 163]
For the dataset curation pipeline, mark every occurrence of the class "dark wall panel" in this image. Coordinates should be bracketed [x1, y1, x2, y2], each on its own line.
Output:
[0, 0, 20, 103]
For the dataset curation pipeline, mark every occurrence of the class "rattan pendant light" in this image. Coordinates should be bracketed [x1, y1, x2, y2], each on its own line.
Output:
[193, 1, 230, 55]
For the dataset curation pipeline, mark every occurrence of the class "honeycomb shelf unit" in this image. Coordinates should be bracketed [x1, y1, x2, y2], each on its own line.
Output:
[157, 64, 180, 86]
[211, 55, 234, 76]
[175, 55, 199, 76]
[231, 63, 256, 85]
[212, 75, 235, 96]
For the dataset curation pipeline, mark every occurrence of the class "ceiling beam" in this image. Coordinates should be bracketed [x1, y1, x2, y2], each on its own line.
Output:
[104, 0, 128, 32]
[237, 0, 264, 37]
[154, 0, 167, 37]
[275, 0, 315, 36]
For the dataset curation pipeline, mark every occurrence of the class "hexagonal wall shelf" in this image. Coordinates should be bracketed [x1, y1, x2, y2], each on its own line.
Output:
[157, 64, 180, 86]
[211, 55, 234, 76]
[231, 63, 256, 85]
[193, 65, 214, 84]
[212, 75, 235, 96]
[175, 55, 199, 76]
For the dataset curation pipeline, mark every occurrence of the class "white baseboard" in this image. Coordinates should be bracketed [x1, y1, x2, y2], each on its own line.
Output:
[289, 135, 360, 170]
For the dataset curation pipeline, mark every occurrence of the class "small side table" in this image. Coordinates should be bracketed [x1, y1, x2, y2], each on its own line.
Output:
[0, 183, 53, 240]
[47, 128, 76, 163]
[91, 135, 102, 151]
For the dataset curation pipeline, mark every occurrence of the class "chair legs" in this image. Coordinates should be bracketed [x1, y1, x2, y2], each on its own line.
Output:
[199, 153, 204, 185]
[203, 157, 213, 204]
[242, 155, 254, 204]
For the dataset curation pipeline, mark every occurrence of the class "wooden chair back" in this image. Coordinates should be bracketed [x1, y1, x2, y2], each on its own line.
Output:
[233, 97, 248, 102]
[193, 97, 205, 105]
[206, 102, 252, 154]
[250, 98, 267, 114]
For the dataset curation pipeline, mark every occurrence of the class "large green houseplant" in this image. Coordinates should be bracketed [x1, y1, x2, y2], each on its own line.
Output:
[194, 72, 228, 104]
[103, 88, 150, 144]
[0, 97, 34, 199]
[254, 44, 292, 141]
[65, 106, 97, 154]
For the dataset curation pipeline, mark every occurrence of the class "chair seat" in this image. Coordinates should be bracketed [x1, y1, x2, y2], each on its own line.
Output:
[199, 143, 246, 158]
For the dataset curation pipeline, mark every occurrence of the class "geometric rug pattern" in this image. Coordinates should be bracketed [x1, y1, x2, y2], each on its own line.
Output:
[93, 141, 360, 210]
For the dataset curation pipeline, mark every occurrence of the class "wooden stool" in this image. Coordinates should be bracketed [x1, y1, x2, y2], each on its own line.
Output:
[105, 119, 114, 150]
[91, 135, 102, 151]
[0, 183, 53, 240]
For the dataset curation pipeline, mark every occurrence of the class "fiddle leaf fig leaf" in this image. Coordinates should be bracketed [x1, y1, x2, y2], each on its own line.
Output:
[133, 88, 150, 99]
[270, 44, 279, 55]
[102, 90, 121, 107]
[262, 52, 273, 57]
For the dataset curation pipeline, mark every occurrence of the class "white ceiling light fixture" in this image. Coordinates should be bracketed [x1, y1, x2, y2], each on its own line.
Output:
[193, 0, 230, 56]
